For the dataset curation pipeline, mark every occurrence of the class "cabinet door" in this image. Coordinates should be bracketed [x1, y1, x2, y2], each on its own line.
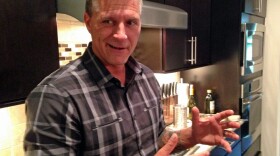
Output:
[163, 29, 188, 71]
[0, 0, 59, 107]
[188, 0, 211, 67]
[163, 0, 190, 71]
[244, 0, 267, 17]
[166, 0, 211, 68]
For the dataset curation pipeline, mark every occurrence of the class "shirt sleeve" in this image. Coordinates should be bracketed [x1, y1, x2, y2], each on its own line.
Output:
[24, 84, 82, 155]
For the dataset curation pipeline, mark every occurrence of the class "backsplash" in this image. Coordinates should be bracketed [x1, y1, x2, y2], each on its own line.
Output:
[58, 43, 87, 66]
[56, 13, 91, 66]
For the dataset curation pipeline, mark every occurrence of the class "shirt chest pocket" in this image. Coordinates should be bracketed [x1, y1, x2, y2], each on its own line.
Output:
[133, 104, 160, 129]
[91, 118, 123, 131]
[84, 117, 123, 150]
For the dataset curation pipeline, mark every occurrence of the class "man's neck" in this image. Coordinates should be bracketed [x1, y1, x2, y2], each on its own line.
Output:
[106, 65, 126, 86]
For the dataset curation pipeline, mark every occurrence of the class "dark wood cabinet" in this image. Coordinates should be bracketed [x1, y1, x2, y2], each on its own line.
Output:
[143, 0, 211, 72]
[0, 0, 59, 107]
[166, 0, 212, 69]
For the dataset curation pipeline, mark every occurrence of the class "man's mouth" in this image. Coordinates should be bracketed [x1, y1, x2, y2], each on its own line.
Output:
[109, 44, 125, 50]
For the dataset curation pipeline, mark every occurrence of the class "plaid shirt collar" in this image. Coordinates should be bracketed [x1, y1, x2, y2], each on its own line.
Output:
[82, 42, 143, 87]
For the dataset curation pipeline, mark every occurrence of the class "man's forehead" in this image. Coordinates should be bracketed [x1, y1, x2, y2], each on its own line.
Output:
[98, 0, 140, 12]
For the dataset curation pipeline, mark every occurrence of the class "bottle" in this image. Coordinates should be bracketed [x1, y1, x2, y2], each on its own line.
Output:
[187, 84, 197, 120]
[205, 89, 215, 114]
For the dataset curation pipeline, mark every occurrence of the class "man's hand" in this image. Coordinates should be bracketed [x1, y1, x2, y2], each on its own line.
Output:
[155, 133, 178, 156]
[192, 107, 240, 153]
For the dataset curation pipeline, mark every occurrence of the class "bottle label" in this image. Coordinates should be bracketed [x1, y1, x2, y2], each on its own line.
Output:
[210, 101, 215, 114]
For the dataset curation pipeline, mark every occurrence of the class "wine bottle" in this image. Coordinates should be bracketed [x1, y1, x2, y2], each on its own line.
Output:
[187, 84, 197, 120]
[205, 89, 215, 114]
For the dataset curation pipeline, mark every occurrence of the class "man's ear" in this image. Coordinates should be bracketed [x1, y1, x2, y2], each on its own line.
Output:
[84, 12, 91, 32]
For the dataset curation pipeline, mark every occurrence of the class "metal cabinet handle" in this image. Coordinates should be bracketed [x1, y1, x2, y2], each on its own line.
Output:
[242, 93, 262, 105]
[186, 36, 197, 65]
[187, 37, 194, 65]
[259, 0, 262, 13]
[194, 36, 197, 64]
[253, 0, 262, 13]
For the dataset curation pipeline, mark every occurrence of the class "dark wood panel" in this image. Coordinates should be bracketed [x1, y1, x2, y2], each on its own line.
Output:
[0, 0, 59, 107]
[165, 0, 189, 11]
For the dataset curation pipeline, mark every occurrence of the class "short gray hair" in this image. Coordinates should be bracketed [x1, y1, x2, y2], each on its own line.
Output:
[85, 0, 143, 16]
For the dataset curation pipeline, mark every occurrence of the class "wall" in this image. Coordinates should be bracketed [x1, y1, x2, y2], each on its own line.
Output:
[0, 13, 180, 156]
[0, 104, 25, 155]
[262, 0, 280, 155]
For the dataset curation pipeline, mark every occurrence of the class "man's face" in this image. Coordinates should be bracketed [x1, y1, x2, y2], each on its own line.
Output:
[84, 0, 141, 67]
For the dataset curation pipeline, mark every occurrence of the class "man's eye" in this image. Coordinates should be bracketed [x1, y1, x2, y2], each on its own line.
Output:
[127, 20, 138, 26]
[102, 20, 113, 25]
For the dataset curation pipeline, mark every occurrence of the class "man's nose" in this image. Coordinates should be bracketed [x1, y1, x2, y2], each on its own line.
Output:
[113, 23, 128, 39]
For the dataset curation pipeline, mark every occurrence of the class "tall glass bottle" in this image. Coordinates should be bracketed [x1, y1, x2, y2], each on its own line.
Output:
[187, 84, 197, 120]
[205, 89, 215, 114]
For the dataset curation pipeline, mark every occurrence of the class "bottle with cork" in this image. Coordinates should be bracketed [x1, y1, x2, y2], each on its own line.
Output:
[205, 89, 215, 114]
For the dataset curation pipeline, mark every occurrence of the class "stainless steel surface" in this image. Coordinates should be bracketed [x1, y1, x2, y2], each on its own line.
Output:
[141, 1, 188, 29]
[244, 0, 267, 17]
[56, 0, 188, 29]
[253, 0, 262, 12]
[241, 23, 265, 76]
[173, 105, 188, 129]
[241, 76, 262, 98]
[242, 93, 262, 133]
[241, 23, 265, 32]
[259, 0, 263, 13]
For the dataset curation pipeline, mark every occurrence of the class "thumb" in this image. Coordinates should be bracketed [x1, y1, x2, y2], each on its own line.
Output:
[155, 133, 178, 156]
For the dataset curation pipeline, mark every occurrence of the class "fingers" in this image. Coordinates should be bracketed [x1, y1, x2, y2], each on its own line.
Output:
[220, 121, 241, 129]
[155, 133, 178, 156]
[214, 110, 234, 121]
[220, 121, 240, 141]
[223, 130, 240, 140]
[219, 139, 232, 153]
[192, 107, 200, 124]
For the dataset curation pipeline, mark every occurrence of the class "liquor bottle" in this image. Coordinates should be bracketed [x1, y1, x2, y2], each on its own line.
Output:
[205, 89, 215, 114]
[187, 84, 197, 120]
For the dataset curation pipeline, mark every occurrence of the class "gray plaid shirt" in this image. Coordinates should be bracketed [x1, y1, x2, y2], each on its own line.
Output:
[24, 43, 165, 156]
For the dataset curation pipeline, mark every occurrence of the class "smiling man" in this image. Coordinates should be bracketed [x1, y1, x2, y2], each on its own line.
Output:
[84, 0, 142, 86]
[24, 0, 240, 155]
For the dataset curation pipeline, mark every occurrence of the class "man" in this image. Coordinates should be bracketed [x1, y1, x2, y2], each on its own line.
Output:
[24, 0, 240, 155]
